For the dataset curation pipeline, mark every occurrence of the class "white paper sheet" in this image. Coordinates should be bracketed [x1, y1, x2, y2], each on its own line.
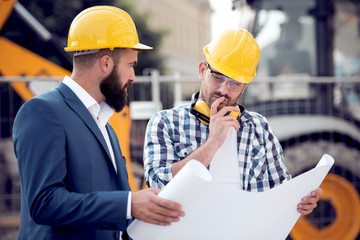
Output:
[128, 155, 334, 240]
[209, 127, 241, 188]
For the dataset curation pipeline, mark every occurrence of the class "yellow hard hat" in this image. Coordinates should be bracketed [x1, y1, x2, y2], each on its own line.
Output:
[203, 29, 259, 83]
[64, 6, 152, 52]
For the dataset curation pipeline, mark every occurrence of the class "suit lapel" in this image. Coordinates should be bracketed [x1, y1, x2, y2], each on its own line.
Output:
[56, 82, 113, 162]
[107, 124, 131, 190]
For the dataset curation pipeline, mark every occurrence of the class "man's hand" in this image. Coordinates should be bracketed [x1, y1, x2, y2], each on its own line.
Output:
[297, 188, 323, 215]
[171, 97, 241, 176]
[208, 97, 240, 147]
[131, 188, 185, 226]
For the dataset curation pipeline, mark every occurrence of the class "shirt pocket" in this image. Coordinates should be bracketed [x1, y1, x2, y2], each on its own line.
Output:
[249, 145, 268, 181]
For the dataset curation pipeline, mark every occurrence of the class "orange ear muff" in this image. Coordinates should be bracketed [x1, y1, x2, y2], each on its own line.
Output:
[190, 98, 240, 125]
[190, 99, 211, 125]
[227, 106, 240, 119]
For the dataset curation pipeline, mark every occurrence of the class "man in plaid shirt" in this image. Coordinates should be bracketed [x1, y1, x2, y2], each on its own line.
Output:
[144, 29, 322, 215]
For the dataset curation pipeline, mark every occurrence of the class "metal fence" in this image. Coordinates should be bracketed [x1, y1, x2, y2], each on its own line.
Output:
[1, 74, 360, 239]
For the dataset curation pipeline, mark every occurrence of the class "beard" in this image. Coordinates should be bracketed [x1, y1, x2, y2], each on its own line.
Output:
[100, 67, 131, 112]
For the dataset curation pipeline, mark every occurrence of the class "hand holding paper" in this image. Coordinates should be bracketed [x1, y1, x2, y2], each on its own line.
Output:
[297, 188, 324, 215]
[131, 188, 185, 226]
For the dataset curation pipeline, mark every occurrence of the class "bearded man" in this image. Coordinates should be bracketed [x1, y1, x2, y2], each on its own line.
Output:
[13, 6, 184, 240]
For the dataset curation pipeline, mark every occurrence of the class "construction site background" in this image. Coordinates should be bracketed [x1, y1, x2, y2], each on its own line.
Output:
[1, 0, 360, 239]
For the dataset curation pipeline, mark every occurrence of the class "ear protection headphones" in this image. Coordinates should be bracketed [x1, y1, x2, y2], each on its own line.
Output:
[190, 98, 240, 125]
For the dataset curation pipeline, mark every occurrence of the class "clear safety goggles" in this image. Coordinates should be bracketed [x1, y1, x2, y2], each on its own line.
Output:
[206, 63, 242, 90]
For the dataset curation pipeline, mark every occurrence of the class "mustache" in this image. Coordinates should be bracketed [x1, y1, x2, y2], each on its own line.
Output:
[213, 91, 230, 100]
[124, 81, 132, 89]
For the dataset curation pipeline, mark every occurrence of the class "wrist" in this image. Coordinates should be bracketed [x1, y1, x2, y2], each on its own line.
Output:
[205, 135, 225, 150]
[198, 140, 222, 166]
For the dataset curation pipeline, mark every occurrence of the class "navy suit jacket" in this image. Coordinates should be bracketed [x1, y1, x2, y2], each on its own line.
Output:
[13, 82, 132, 240]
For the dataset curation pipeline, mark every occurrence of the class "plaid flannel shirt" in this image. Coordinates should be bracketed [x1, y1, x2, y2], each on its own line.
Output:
[144, 94, 291, 191]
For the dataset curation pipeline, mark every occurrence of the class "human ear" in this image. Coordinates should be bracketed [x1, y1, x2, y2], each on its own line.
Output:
[100, 55, 114, 73]
[198, 61, 207, 81]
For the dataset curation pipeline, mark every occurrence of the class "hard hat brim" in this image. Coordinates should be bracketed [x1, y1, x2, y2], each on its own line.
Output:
[64, 42, 153, 52]
[133, 43, 153, 50]
[205, 53, 255, 84]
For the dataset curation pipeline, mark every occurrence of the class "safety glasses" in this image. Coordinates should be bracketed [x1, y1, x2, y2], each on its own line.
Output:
[206, 63, 242, 90]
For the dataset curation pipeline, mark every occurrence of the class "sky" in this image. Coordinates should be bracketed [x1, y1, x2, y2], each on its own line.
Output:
[209, 0, 241, 39]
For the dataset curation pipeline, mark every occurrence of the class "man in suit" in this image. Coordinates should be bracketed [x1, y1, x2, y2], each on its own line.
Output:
[12, 6, 184, 240]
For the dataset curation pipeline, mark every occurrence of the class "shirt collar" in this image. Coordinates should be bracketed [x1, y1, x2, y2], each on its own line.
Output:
[96, 101, 114, 127]
[63, 76, 97, 108]
[62, 76, 114, 126]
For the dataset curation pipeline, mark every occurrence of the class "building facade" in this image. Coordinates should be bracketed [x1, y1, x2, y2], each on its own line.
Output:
[135, 0, 212, 75]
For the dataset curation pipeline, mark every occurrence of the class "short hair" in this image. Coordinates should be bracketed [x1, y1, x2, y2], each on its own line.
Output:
[73, 48, 124, 69]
